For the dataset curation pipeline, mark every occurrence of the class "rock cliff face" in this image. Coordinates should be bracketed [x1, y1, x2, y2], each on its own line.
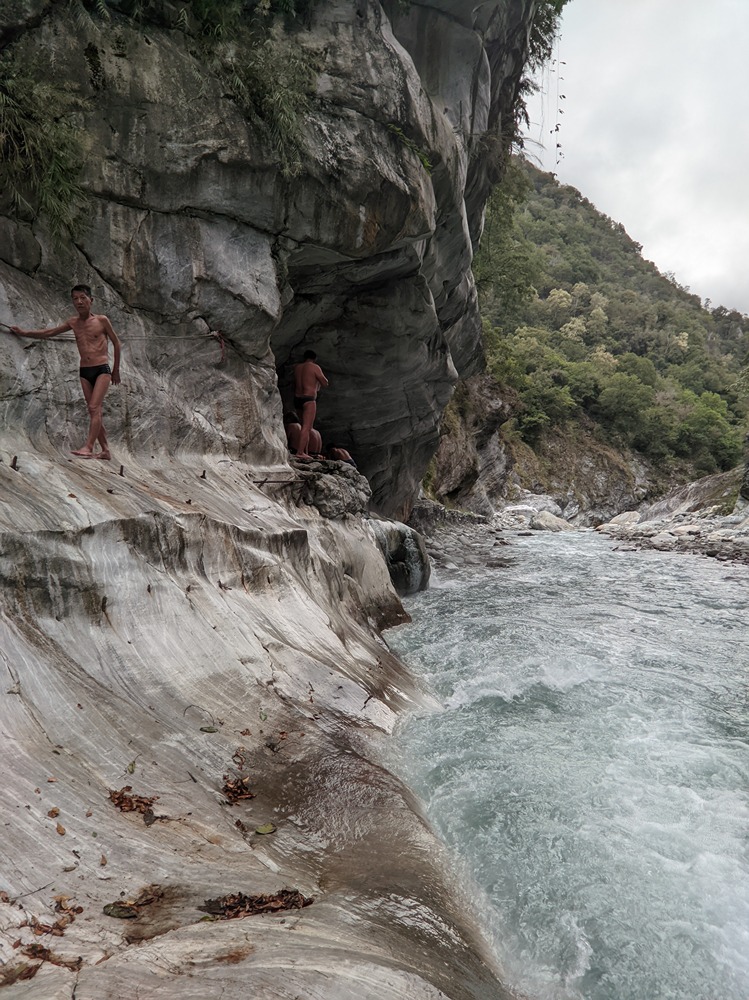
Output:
[0, 0, 537, 996]
[1, 0, 533, 520]
[429, 379, 672, 526]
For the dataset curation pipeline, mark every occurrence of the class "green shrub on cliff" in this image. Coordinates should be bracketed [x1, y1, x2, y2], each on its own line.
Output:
[0, 56, 88, 239]
[67, 0, 319, 176]
[477, 160, 748, 473]
[186, 1, 321, 176]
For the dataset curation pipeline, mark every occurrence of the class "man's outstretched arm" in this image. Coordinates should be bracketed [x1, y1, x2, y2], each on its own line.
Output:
[8, 321, 71, 339]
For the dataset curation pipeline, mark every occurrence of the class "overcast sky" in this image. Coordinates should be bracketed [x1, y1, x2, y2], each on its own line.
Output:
[524, 0, 749, 315]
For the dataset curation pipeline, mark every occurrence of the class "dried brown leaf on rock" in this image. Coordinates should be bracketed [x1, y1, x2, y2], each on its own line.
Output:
[55, 823, 66, 836]
[108, 786, 160, 825]
[47, 808, 59, 818]
[21, 943, 82, 971]
[200, 889, 313, 920]
[103, 884, 163, 920]
[54, 896, 83, 916]
[108, 785, 157, 813]
[22, 897, 80, 938]
[103, 903, 139, 919]
[222, 774, 256, 804]
[0, 961, 40, 986]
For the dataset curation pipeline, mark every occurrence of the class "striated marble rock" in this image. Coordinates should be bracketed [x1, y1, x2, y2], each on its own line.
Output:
[1, 0, 535, 521]
[0, 448, 523, 998]
[0, 0, 540, 996]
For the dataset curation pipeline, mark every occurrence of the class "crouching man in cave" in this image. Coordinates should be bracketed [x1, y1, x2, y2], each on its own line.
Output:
[8, 284, 121, 460]
[293, 349, 328, 460]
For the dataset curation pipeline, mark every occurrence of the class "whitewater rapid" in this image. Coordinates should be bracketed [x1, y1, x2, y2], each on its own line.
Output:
[387, 531, 749, 1000]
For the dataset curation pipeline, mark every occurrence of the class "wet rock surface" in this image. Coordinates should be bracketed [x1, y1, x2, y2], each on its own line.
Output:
[408, 498, 514, 575]
[0, 449, 516, 998]
[369, 517, 431, 595]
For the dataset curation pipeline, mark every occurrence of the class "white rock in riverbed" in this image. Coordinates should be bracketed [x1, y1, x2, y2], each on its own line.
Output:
[530, 511, 576, 532]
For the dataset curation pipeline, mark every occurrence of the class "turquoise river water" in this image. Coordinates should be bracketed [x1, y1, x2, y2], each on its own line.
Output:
[387, 532, 749, 1000]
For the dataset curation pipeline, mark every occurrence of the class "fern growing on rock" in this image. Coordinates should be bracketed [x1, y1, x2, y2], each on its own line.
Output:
[0, 54, 89, 239]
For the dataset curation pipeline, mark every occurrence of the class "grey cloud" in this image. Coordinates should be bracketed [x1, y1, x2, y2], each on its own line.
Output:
[523, 0, 749, 314]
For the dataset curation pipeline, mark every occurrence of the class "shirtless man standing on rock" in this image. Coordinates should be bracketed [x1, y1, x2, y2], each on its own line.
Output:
[8, 284, 121, 459]
[293, 350, 328, 460]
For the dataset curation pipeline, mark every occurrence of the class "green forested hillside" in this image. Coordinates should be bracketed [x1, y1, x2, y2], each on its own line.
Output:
[475, 160, 748, 476]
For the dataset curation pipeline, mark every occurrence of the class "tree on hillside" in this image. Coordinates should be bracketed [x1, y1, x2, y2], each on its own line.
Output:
[474, 157, 748, 476]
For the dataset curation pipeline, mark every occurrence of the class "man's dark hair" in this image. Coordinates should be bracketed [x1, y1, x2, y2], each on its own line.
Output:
[71, 284, 92, 297]
[303, 350, 317, 360]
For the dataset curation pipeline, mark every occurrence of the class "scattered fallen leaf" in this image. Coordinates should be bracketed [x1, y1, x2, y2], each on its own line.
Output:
[85, 810, 93, 818]
[21, 897, 82, 939]
[200, 889, 312, 920]
[222, 775, 256, 804]
[108, 786, 158, 824]
[47, 808, 60, 819]
[103, 885, 162, 920]
[126, 760, 136, 774]
[55, 823, 66, 836]
[100, 855, 107, 867]
[255, 823, 276, 835]
[200, 726, 219, 733]
[103, 903, 138, 919]
[47, 778, 57, 784]
[239, 728, 251, 736]
[2, 962, 39, 984]
[54, 896, 83, 915]
[259, 711, 267, 721]
[21, 943, 81, 971]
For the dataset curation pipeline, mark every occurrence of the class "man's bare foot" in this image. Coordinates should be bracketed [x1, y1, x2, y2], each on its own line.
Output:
[71, 448, 94, 458]
[295, 453, 312, 460]
[94, 451, 111, 460]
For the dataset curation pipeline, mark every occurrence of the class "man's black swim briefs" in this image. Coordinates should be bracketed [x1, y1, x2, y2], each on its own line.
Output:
[80, 364, 111, 387]
[294, 395, 315, 410]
